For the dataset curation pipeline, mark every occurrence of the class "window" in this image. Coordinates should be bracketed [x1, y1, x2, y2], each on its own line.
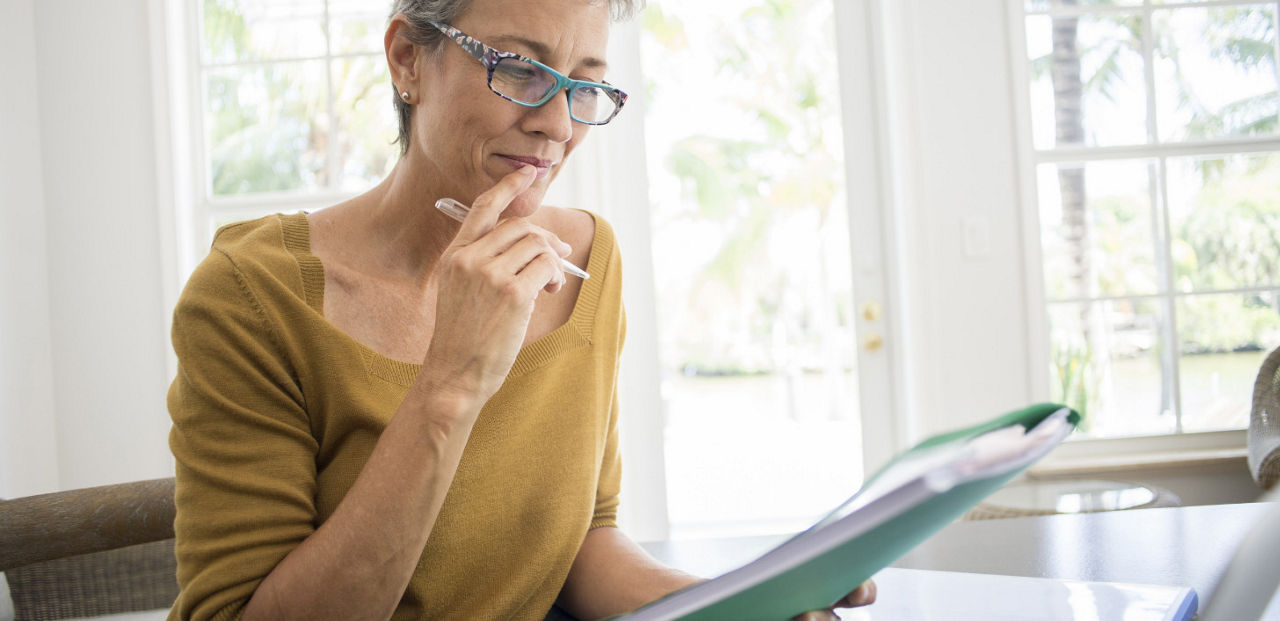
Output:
[640, 0, 862, 539]
[1019, 1, 1280, 438]
[191, 0, 396, 239]
[178, 0, 868, 540]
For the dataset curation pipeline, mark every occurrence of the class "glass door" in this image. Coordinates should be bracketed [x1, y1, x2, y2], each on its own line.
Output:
[641, 0, 873, 539]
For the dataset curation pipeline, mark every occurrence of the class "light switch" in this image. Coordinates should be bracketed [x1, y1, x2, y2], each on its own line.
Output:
[962, 216, 991, 259]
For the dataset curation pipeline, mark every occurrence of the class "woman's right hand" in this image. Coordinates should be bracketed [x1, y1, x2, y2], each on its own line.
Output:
[418, 165, 571, 416]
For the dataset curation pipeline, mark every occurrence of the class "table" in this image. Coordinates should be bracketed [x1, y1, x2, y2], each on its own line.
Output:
[641, 502, 1272, 605]
[895, 502, 1266, 599]
[976, 478, 1161, 513]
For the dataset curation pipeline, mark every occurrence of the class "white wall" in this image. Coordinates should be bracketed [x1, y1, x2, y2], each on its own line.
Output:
[0, 0, 175, 498]
[882, 0, 1039, 439]
[874, 0, 1256, 504]
[0, 0, 1253, 505]
[0, 0, 59, 498]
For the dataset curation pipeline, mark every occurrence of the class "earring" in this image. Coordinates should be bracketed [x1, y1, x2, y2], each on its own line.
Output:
[400, 91, 411, 102]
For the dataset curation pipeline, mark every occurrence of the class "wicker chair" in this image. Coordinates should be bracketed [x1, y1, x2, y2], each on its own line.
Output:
[1249, 345, 1280, 490]
[963, 478, 1182, 520]
[0, 477, 591, 620]
[0, 478, 177, 620]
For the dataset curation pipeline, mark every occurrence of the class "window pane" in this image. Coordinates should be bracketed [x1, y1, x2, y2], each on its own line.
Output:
[205, 61, 328, 195]
[642, 0, 860, 539]
[662, 375, 862, 538]
[1153, 5, 1280, 142]
[329, 0, 387, 55]
[332, 57, 398, 191]
[1038, 160, 1159, 300]
[200, 0, 326, 65]
[1048, 299, 1175, 438]
[1168, 152, 1280, 291]
[1025, 13, 1147, 150]
[1179, 291, 1280, 432]
[1026, 0, 1143, 12]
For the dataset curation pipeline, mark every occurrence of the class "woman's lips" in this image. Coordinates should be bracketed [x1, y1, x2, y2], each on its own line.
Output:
[497, 154, 556, 178]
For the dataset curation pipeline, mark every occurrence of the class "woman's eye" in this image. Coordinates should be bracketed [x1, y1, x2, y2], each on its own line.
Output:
[495, 62, 540, 83]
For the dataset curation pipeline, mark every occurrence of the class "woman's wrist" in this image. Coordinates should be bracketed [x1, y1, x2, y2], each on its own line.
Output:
[400, 370, 488, 443]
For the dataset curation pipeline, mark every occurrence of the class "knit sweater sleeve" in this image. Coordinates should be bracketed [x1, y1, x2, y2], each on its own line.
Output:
[589, 233, 625, 530]
[590, 388, 622, 530]
[167, 246, 319, 621]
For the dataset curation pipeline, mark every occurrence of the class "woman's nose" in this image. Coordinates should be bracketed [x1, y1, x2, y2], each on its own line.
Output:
[521, 90, 575, 144]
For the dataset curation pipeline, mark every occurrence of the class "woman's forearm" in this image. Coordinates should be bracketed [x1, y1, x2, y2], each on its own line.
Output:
[557, 527, 704, 621]
[233, 167, 566, 620]
[241, 385, 479, 621]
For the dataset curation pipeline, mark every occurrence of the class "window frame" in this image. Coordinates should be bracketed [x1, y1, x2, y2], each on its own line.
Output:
[160, 0, 679, 539]
[156, 0, 963, 537]
[1008, 0, 1278, 457]
[178, 0, 390, 279]
[157, 0, 1271, 537]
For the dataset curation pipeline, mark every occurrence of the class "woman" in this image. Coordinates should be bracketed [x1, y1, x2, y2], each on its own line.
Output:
[167, 0, 874, 619]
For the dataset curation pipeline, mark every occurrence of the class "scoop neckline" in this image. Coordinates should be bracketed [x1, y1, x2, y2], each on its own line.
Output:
[280, 210, 608, 386]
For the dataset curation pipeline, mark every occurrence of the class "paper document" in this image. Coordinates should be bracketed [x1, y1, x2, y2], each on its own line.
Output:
[838, 568, 1197, 621]
[614, 403, 1081, 621]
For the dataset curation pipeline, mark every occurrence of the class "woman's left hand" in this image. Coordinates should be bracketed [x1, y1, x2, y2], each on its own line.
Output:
[791, 579, 877, 620]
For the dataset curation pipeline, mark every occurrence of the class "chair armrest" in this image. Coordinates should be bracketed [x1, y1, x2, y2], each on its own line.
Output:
[0, 478, 175, 571]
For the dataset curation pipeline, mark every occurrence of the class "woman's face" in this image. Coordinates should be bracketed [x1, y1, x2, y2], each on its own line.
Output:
[409, 0, 612, 216]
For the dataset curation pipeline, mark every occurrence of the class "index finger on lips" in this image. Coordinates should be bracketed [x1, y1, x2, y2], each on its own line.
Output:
[453, 165, 537, 245]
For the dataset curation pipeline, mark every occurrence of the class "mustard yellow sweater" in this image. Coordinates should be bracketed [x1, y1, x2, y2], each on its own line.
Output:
[167, 212, 624, 621]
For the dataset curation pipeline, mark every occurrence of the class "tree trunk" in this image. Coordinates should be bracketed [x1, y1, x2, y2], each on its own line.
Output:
[1050, 1, 1099, 423]
[1051, 4, 1089, 303]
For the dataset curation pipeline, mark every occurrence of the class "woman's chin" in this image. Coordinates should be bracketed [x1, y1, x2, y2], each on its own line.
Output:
[501, 186, 550, 218]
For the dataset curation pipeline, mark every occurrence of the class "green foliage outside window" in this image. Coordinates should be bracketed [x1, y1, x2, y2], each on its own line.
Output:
[199, 0, 395, 197]
[1036, 3, 1280, 432]
[644, 0, 852, 377]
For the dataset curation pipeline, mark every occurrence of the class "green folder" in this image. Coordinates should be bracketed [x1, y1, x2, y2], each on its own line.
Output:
[614, 402, 1081, 621]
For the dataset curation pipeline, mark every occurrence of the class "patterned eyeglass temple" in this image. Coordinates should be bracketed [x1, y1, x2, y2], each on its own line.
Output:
[428, 21, 628, 125]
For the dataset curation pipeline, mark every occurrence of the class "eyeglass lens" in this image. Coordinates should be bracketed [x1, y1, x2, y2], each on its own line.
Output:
[491, 57, 618, 124]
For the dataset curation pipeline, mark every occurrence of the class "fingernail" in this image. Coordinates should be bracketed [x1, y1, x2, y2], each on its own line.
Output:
[520, 165, 536, 175]
[557, 240, 571, 254]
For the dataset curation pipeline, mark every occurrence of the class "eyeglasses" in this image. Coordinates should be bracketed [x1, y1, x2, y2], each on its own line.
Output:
[429, 21, 627, 126]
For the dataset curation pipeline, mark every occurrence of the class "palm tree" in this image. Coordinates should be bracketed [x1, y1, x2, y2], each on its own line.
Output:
[644, 0, 853, 418]
[1039, 2, 1279, 420]
[1050, 2, 1089, 301]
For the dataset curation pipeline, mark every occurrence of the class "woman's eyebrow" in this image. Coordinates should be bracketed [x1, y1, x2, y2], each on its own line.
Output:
[488, 34, 609, 70]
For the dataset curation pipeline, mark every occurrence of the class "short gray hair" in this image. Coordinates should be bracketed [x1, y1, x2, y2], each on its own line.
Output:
[387, 0, 645, 156]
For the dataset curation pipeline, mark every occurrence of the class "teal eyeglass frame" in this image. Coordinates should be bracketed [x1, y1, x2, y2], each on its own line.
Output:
[429, 21, 628, 125]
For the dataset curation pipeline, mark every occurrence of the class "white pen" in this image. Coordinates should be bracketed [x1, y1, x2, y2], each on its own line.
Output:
[434, 197, 590, 280]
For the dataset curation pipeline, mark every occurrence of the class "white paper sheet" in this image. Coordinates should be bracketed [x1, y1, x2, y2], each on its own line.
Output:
[838, 568, 1197, 621]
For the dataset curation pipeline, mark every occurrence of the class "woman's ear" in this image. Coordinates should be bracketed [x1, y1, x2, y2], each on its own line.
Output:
[385, 15, 420, 96]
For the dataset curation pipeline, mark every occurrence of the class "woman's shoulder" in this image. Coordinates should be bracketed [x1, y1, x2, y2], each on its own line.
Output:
[209, 212, 306, 257]
[185, 212, 314, 302]
[533, 205, 616, 272]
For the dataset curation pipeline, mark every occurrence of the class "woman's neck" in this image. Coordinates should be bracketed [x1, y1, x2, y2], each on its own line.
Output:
[332, 158, 460, 281]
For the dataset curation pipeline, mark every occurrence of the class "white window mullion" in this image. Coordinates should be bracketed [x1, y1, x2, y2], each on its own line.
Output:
[1016, 0, 1279, 440]
[1274, 7, 1280, 122]
[1008, 0, 1053, 407]
[1142, 0, 1183, 432]
[1028, 0, 1270, 18]
[201, 51, 377, 71]
[151, 0, 195, 385]
[1036, 137, 1280, 163]
[323, 0, 341, 192]
[1154, 156, 1184, 430]
[1142, 0, 1160, 145]
[188, 0, 214, 269]
[1049, 284, 1280, 307]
